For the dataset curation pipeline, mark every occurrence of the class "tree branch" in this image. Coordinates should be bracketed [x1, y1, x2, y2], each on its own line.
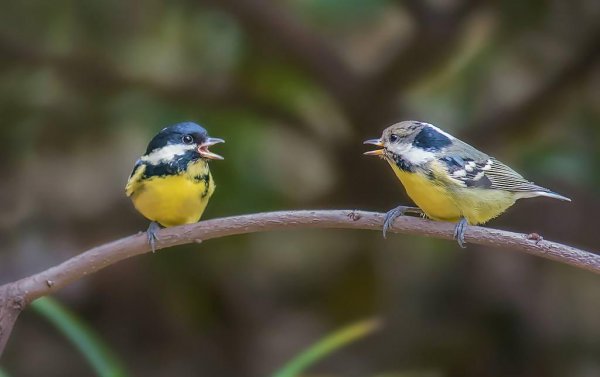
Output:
[0, 209, 598, 355]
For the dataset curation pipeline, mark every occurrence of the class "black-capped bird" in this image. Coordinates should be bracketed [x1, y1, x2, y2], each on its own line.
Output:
[126, 122, 224, 251]
[364, 121, 570, 247]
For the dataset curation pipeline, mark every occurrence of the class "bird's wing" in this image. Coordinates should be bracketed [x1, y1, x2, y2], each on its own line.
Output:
[484, 158, 545, 192]
[439, 154, 559, 194]
[434, 137, 570, 200]
[439, 154, 494, 188]
[125, 160, 146, 197]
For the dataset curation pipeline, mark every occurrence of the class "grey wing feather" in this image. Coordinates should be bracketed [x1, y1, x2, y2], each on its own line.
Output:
[440, 139, 494, 188]
[485, 159, 544, 191]
[485, 159, 539, 191]
[485, 158, 570, 200]
[440, 140, 570, 201]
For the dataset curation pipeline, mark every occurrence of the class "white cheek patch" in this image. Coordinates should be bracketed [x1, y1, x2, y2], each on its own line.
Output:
[141, 144, 196, 165]
[397, 144, 436, 165]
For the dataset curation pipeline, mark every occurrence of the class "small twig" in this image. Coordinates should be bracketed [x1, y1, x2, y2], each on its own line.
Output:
[0, 210, 598, 356]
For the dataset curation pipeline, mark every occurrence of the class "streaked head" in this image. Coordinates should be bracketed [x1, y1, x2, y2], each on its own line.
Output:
[143, 122, 224, 164]
[364, 120, 454, 166]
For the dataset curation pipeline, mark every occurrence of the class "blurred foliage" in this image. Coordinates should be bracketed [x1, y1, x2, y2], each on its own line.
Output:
[272, 318, 381, 377]
[0, 0, 599, 376]
[30, 297, 128, 377]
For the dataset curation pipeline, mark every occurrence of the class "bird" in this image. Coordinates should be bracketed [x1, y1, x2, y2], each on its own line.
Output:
[126, 122, 224, 252]
[363, 120, 570, 247]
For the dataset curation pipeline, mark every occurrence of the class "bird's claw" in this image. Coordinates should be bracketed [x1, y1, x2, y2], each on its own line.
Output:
[147, 222, 161, 253]
[382, 205, 422, 239]
[453, 218, 468, 249]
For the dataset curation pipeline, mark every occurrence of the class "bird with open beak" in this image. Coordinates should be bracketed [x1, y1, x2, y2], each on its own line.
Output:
[126, 122, 224, 251]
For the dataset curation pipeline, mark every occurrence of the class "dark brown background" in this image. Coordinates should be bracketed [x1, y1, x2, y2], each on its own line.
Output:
[0, 0, 599, 376]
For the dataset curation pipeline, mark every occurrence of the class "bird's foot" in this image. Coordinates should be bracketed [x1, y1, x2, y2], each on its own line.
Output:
[382, 205, 423, 239]
[147, 221, 161, 253]
[453, 218, 468, 249]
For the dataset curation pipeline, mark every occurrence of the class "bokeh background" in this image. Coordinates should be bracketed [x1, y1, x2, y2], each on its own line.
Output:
[1, 0, 599, 376]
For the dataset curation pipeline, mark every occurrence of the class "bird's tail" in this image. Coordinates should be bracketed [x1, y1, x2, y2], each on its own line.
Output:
[534, 190, 571, 202]
[519, 187, 572, 202]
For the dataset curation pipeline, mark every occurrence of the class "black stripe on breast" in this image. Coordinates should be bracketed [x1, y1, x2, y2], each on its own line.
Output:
[392, 154, 415, 172]
[142, 150, 198, 178]
[194, 173, 211, 198]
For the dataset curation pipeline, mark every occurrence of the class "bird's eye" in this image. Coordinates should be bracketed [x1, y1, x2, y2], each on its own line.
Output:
[182, 135, 194, 144]
[390, 134, 399, 143]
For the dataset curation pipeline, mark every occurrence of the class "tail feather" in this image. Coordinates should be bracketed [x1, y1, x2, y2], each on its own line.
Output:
[534, 190, 571, 202]
[516, 188, 571, 202]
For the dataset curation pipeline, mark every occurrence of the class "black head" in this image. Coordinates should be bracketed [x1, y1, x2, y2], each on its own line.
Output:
[144, 122, 224, 160]
[146, 122, 209, 154]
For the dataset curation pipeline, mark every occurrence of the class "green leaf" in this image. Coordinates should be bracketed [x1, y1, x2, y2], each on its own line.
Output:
[31, 297, 128, 377]
[0, 366, 11, 377]
[272, 317, 382, 377]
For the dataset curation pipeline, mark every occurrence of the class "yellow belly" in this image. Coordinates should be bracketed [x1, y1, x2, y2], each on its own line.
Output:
[389, 162, 516, 224]
[451, 187, 517, 225]
[391, 166, 462, 222]
[131, 173, 214, 227]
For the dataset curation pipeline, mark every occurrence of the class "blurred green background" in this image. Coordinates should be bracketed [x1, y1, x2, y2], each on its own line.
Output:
[1, 0, 599, 376]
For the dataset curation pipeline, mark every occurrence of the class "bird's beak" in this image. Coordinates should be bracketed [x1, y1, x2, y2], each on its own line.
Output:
[198, 137, 225, 160]
[363, 138, 385, 156]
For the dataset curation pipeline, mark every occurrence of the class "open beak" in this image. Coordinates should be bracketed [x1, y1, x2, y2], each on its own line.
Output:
[198, 137, 225, 160]
[363, 138, 385, 156]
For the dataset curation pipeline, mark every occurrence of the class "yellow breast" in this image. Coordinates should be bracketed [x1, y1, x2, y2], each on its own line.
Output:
[129, 160, 215, 227]
[387, 160, 517, 225]
[389, 161, 462, 222]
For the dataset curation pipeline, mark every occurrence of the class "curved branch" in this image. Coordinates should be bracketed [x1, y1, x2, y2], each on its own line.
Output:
[0, 209, 598, 355]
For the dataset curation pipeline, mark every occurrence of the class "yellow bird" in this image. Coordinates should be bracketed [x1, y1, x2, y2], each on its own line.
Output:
[126, 122, 224, 251]
[364, 121, 570, 247]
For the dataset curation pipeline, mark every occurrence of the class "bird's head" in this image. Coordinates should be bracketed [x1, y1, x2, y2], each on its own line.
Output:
[364, 120, 455, 169]
[144, 122, 224, 164]
[363, 121, 426, 157]
[364, 120, 453, 165]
